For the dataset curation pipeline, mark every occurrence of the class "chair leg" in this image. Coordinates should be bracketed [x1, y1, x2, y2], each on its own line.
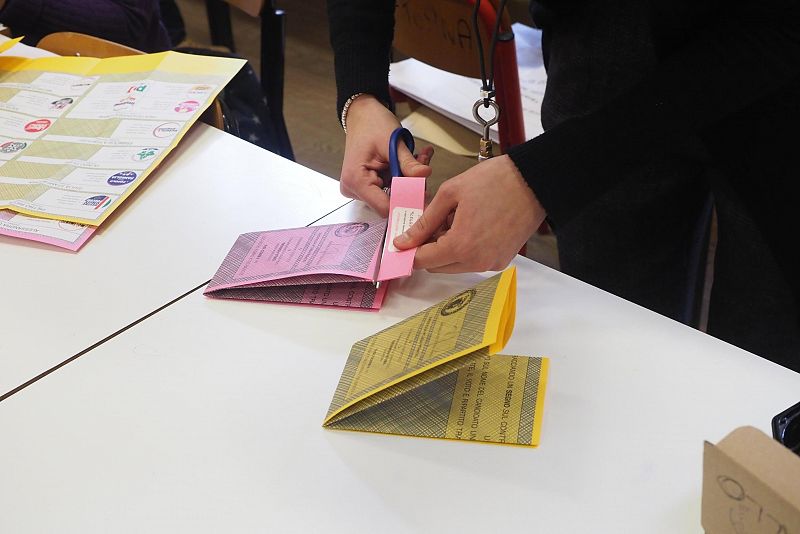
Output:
[205, 0, 236, 52]
[261, 5, 294, 160]
[684, 193, 715, 329]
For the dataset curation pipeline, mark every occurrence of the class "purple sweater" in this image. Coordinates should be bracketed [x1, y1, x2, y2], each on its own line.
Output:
[0, 0, 171, 53]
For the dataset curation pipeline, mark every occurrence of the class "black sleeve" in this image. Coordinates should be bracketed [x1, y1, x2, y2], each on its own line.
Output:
[327, 0, 396, 119]
[507, 0, 800, 227]
[0, 0, 171, 53]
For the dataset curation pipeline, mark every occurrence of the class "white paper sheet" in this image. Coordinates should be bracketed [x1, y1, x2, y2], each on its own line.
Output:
[389, 23, 547, 143]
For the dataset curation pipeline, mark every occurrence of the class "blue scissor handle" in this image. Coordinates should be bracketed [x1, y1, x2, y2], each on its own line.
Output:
[388, 127, 415, 184]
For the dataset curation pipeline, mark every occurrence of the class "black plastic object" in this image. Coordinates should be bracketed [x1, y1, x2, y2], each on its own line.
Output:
[772, 400, 800, 456]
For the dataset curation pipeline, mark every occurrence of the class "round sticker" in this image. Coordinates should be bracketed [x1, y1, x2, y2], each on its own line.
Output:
[107, 170, 137, 186]
[24, 119, 51, 133]
[58, 221, 83, 233]
[153, 122, 181, 138]
[440, 289, 476, 316]
[83, 195, 111, 209]
[132, 148, 158, 162]
[113, 97, 136, 112]
[334, 222, 369, 237]
[188, 85, 213, 94]
[50, 97, 74, 110]
[0, 141, 27, 154]
[174, 100, 199, 113]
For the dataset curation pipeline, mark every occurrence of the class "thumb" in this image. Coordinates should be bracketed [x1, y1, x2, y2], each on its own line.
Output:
[394, 189, 458, 249]
[397, 142, 431, 178]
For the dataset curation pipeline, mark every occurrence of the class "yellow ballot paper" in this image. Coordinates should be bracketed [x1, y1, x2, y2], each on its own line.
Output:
[0, 38, 24, 54]
[324, 267, 549, 447]
[0, 51, 244, 226]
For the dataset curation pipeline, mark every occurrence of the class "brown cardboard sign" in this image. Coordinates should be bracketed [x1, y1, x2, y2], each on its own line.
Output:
[702, 426, 800, 533]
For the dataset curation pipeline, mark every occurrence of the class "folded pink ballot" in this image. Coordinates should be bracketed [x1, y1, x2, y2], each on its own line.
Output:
[204, 176, 425, 310]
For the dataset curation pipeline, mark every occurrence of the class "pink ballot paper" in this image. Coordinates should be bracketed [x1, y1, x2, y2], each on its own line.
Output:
[0, 209, 95, 251]
[204, 176, 425, 310]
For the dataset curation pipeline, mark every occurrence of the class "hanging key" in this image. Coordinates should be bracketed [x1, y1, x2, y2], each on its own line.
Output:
[472, 98, 500, 162]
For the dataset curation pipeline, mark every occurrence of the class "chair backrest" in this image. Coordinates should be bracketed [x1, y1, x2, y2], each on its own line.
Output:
[226, 0, 263, 17]
[37, 31, 142, 58]
[204, 0, 294, 160]
[36, 31, 225, 130]
[393, 0, 525, 153]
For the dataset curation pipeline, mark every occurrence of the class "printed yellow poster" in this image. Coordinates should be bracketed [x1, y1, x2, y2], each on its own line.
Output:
[324, 267, 549, 447]
[0, 51, 244, 226]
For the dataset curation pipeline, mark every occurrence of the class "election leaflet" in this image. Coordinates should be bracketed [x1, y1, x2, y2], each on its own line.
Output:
[324, 268, 550, 447]
[0, 49, 244, 249]
[0, 208, 93, 250]
[204, 177, 425, 310]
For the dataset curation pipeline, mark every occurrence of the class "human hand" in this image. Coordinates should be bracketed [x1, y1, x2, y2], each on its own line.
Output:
[393, 155, 545, 273]
[340, 95, 434, 216]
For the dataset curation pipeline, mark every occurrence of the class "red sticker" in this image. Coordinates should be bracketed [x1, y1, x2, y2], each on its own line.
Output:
[24, 119, 51, 133]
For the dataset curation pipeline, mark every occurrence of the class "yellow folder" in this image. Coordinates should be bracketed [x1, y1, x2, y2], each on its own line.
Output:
[324, 267, 549, 447]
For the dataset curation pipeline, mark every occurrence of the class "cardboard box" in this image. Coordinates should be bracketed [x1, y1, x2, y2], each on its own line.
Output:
[702, 426, 800, 533]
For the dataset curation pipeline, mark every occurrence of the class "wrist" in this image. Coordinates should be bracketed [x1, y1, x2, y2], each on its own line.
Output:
[340, 93, 366, 133]
[499, 154, 545, 212]
[342, 94, 390, 134]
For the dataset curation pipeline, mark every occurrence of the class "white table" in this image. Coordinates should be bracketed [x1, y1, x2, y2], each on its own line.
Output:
[1, 202, 797, 533]
[0, 123, 347, 397]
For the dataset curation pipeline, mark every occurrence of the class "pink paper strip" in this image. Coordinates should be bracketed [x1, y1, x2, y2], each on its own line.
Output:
[377, 176, 426, 281]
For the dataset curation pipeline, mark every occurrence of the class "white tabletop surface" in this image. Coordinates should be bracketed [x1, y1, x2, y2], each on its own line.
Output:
[1, 202, 798, 533]
[0, 123, 346, 397]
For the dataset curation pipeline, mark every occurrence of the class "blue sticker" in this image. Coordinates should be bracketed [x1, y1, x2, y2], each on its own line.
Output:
[107, 170, 137, 186]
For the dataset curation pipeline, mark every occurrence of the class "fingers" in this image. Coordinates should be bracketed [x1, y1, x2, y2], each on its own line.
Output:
[415, 145, 434, 166]
[339, 169, 389, 216]
[397, 141, 431, 178]
[393, 187, 459, 249]
[427, 263, 475, 274]
[413, 240, 459, 271]
[358, 184, 390, 216]
[397, 155, 545, 273]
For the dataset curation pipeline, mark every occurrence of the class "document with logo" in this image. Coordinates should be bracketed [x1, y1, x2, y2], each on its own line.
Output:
[204, 177, 425, 310]
[0, 208, 94, 250]
[323, 267, 550, 446]
[0, 50, 244, 248]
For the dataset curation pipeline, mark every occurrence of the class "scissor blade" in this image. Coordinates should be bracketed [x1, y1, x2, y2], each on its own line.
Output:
[372, 219, 390, 288]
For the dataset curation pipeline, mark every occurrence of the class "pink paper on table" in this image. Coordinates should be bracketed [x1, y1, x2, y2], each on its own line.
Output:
[204, 177, 425, 310]
[204, 218, 388, 309]
[0, 209, 95, 251]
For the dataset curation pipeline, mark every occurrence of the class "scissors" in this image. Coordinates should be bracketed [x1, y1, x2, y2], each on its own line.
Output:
[375, 127, 415, 288]
[385, 127, 415, 193]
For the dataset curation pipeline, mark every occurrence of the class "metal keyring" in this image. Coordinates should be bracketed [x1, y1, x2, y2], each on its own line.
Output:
[472, 99, 500, 141]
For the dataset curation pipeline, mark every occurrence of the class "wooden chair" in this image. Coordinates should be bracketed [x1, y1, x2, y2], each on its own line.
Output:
[36, 31, 226, 131]
[392, 0, 525, 154]
[37, 31, 141, 58]
[204, 0, 294, 160]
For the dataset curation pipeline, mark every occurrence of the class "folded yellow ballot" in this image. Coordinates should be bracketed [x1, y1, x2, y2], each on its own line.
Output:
[324, 267, 549, 447]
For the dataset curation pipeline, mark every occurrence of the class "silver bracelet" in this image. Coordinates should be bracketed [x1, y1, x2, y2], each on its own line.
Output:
[340, 92, 365, 134]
